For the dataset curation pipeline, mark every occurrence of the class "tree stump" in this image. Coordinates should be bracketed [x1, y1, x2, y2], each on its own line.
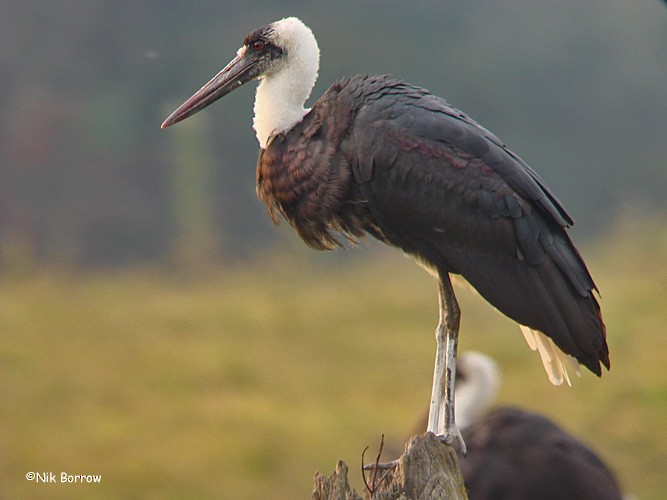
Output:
[312, 433, 467, 499]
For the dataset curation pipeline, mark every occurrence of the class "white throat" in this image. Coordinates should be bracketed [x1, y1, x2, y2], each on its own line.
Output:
[253, 18, 320, 148]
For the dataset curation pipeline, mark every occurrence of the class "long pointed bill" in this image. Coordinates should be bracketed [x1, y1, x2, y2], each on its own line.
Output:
[161, 49, 258, 128]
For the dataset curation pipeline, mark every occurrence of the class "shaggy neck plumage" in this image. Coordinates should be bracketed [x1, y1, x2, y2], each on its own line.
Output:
[253, 18, 320, 148]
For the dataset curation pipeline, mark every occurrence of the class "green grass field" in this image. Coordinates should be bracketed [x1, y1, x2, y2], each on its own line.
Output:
[1, 219, 666, 499]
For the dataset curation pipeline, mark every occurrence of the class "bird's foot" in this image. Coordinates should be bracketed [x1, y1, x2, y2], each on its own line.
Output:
[437, 427, 467, 456]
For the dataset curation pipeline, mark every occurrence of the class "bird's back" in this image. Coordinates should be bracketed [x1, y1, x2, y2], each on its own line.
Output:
[459, 407, 623, 500]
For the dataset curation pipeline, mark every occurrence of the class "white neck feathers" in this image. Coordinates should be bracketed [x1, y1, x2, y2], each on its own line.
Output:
[253, 18, 320, 148]
[455, 352, 500, 429]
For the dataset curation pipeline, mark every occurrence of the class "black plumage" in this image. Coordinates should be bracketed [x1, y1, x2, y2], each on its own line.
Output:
[460, 407, 623, 500]
[259, 74, 608, 374]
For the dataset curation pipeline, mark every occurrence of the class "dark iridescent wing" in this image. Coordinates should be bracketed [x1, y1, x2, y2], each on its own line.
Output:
[347, 76, 608, 374]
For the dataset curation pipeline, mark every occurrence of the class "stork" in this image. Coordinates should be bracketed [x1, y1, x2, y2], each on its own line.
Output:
[451, 352, 623, 500]
[161, 17, 609, 453]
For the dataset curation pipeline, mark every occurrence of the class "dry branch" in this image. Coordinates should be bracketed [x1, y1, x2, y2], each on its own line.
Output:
[312, 433, 467, 500]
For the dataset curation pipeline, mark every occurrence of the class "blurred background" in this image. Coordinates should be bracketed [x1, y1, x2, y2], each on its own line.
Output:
[1, 0, 665, 498]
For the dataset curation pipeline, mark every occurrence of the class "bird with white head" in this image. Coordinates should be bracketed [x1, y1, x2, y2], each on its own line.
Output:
[162, 17, 610, 456]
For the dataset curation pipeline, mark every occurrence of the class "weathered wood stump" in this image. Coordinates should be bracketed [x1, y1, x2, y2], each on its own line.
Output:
[312, 433, 467, 499]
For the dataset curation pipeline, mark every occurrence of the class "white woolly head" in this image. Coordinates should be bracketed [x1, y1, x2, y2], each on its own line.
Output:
[251, 17, 320, 147]
[161, 18, 320, 137]
[454, 351, 501, 429]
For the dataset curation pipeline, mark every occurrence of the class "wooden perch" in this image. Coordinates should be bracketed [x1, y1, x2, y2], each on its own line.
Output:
[312, 433, 467, 499]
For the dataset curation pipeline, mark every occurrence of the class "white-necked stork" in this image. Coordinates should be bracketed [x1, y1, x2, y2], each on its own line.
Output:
[162, 17, 609, 453]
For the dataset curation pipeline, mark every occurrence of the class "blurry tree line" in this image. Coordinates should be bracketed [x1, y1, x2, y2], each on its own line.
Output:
[0, 0, 665, 270]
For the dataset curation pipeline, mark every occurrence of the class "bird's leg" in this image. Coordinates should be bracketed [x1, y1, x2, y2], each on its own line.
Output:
[365, 275, 465, 472]
[427, 274, 466, 455]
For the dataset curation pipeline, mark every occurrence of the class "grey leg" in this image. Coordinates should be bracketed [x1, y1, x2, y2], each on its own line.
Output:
[364, 273, 465, 472]
[427, 274, 466, 455]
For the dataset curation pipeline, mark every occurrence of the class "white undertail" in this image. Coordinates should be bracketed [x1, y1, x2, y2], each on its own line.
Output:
[253, 17, 320, 148]
[520, 325, 581, 386]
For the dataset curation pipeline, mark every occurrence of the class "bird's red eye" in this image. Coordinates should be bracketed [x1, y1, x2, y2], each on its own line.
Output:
[253, 40, 265, 51]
